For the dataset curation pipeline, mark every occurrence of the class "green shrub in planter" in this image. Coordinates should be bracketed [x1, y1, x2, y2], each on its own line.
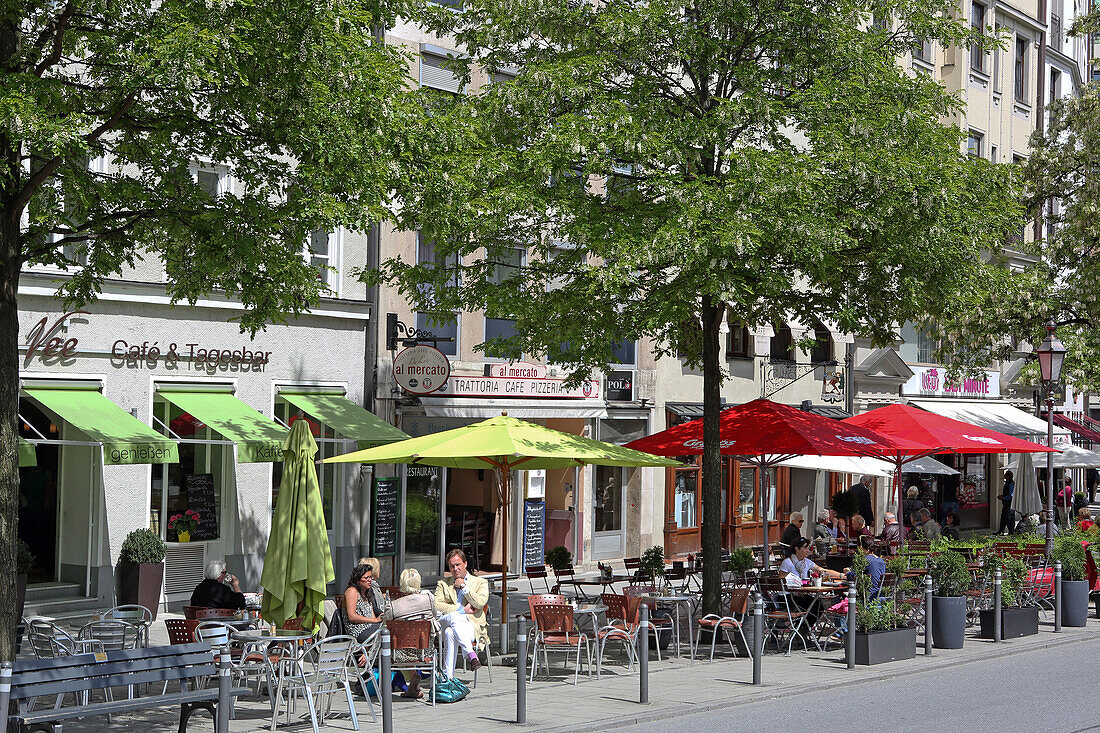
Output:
[929, 549, 969, 597]
[640, 545, 665, 578]
[119, 528, 167, 564]
[727, 547, 755, 574]
[545, 546, 573, 571]
[1051, 530, 1087, 581]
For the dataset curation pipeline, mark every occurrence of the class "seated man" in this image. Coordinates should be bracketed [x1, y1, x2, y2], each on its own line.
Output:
[847, 514, 873, 549]
[780, 512, 805, 552]
[190, 559, 246, 609]
[879, 512, 906, 553]
[916, 508, 941, 541]
[813, 509, 836, 555]
[846, 535, 886, 599]
[434, 549, 488, 679]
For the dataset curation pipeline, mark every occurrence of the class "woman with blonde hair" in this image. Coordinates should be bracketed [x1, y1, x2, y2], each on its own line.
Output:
[384, 567, 437, 699]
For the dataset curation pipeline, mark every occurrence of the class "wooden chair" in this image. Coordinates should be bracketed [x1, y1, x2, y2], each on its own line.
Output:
[552, 564, 594, 601]
[623, 557, 646, 582]
[529, 603, 591, 685]
[696, 587, 751, 661]
[385, 619, 438, 706]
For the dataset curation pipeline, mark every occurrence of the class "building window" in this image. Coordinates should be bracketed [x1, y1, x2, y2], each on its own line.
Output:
[726, 322, 751, 359]
[770, 322, 794, 363]
[912, 36, 932, 64]
[611, 338, 636, 366]
[484, 317, 518, 359]
[970, 2, 986, 72]
[967, 131, 983, 158]
[1014, 37, 1029, 103]
[992, 26, 1002, 92]
[810, 323, 833, 363]
[420, 50, 462, 93]
[488, 247, 524, 286]
[150, 399, 224, 542]
[917, 326, 939, 363]
[416, 312, 458, 356]
[305, 229, 337, 291]
[272, 399, 336, 526]
[192, 163, 230, 199]
[990, 145, 998, 163]
[1050, 68, 1061, 104]
[673, 466, 698, 528]
[595, 465, 625, 533]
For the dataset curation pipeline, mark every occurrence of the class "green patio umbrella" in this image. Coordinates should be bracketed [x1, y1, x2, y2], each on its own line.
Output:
[261, 419, 335, 632]
[325, 413, 680, 624]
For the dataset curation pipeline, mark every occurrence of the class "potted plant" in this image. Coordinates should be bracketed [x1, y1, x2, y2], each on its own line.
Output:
[640, 545, 665, 583]
[116, 527, 167, 620]
[727, 547, 755, 582]
[168, 509, 200, 542]
[851, 553, 916, 664]
[1051, 530, 1090, 627]
[978, 554, 1038, 639]
[928, 549, 969, 649]
[16, 540, 34, 620]
[544, 545, 573, 571]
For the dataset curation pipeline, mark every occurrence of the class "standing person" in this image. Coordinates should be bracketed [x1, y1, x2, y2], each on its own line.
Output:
[940, 473, 960, 525]
[849, 475, 875, 530]
[435, 549, 488, 678]
[998, 471, 1015, 535]
[343, 564, 385, 647]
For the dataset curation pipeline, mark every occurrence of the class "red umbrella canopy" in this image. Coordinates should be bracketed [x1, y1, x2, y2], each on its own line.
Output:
[843, 403, 1057, 454]
[624, 398, 933, 459]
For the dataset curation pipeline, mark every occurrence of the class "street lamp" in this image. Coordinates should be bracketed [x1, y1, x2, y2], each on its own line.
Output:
[1036, 320, 1066, 554]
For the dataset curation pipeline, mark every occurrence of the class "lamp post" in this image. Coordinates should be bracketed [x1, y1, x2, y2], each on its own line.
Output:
[1036, 320, 1066, 555]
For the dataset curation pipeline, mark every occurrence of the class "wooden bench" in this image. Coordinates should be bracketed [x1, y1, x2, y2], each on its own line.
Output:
[0, 642, 248, 733]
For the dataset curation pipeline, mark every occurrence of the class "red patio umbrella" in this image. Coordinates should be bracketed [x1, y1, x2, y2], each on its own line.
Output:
[844, 403, 1058, 538]
[625, 399, 935, 567]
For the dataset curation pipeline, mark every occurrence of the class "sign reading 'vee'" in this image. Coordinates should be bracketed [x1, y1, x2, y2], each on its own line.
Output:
[393, 345, 450, 395]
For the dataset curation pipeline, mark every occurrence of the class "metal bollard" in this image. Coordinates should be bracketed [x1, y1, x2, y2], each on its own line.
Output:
[380, 628, 393, 733]
[752, 594, 762, 685]
[516, 615, 527, 724]
[993, 567, 1002, 643]
[845, 582, 856, 669]
[639, 603, 649, 704]
[0, 662, 12, 728]
[1055, 561, 1063, 633]
[217, 650, 232, 733]
[924, 575, 933, 656]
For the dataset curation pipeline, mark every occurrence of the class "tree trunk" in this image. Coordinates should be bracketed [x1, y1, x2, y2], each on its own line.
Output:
[700, 297, 725, 616]
[0, 208, 19, 662]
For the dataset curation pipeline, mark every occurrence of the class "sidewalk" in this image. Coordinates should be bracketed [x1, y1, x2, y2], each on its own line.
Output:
[51, 612, 1100, 732]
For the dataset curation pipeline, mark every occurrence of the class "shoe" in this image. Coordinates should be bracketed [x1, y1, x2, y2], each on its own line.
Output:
[468, 654, 482, 671]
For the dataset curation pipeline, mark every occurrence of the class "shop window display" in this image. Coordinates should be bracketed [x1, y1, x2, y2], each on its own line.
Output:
[150, 400, 224, 541]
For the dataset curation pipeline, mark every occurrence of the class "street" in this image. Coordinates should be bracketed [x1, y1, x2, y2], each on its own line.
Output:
[623, 636, 1100, 733]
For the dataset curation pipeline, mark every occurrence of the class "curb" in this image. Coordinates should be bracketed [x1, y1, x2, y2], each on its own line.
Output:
[528, 629, 1094, 733]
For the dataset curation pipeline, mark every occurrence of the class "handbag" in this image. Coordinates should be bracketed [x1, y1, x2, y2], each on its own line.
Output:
[433, 675, 471, 703]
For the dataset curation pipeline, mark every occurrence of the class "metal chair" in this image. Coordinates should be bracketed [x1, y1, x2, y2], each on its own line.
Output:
[758, 575, 810, 655]
[525, 565, 553, 594]
[595, 593, 641, 678]
[462, 603, 493, 687]
[622, 585, 673, 658]
[195, 621, 268, 696]
[271, 636, 366, 733]
[695, 587, 752, 661]
[530, 603, 591, 685]
[79, 619, 141, 651]
[386, 618, 439, 706]
[552, 564, 595, 601]
[102, 604, 153, 647]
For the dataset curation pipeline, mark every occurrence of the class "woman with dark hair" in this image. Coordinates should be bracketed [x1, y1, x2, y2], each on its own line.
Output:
[942, 511, 962, 540]
[343, 563, 385, 648]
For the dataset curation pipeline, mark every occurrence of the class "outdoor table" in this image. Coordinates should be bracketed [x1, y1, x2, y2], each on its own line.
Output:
[572, 603, 608, 635]
[641, 594, 696, 660]
[231, 629, 315, 702]
[786, 583, 845, 651]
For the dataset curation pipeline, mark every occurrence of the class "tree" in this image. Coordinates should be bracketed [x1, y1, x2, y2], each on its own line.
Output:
[0, 0, 418, 658]
[374, 0, 1023, 614]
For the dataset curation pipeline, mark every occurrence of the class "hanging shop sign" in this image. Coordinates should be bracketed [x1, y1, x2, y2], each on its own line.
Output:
[434, 374, 601, 399]
[606, 370, 635, 402]
[901, 367, 1001, 399]
[393, 345, 451, 395]
[821, 367, 845, 404]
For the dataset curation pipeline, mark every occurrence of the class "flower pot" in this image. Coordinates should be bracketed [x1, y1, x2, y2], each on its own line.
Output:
[978, 606, 1039, 639]
[1060, 579, 1089, 627]
[930, 595, 966, 649]
[854, 625, 917, 665]
[116, 561, 165, 621]
[177, 531, 191, 543]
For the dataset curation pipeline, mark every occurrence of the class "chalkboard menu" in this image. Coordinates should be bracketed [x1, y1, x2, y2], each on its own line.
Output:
[372, 477, 400, 557]
[183, 473, 218, 540]
[522, 500, 545, 570]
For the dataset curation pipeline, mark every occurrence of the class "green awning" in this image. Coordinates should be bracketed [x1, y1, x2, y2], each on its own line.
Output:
[158, 389, 287, 463]
[279, 391, 410, 449]
[18, 439, 36, 467]
[22, 386, 179, 465]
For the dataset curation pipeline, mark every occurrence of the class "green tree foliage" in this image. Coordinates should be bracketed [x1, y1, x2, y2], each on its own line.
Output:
[374, 0, 1023, 614]
[0, 0, 420, 658]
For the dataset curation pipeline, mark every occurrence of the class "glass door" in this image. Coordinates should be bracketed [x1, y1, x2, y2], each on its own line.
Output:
[402, 465, 444, 578]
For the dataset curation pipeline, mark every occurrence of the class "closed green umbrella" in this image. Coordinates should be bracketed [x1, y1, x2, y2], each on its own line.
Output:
[325, 414, 679, 625]
[261, 419, 335, 632]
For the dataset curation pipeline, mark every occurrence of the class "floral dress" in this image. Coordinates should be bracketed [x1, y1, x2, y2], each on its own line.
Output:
[343, 587, 383, 642]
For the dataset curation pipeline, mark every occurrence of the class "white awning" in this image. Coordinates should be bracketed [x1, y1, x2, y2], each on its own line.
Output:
[900, 455, 959, 475]
[910, 399, 1070, 442]
[418, 398, 608, 419]
[1006, 444, 1100, 470]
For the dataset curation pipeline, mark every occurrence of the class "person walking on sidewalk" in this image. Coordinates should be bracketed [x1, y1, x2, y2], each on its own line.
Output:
[998, 471, 1015, 535]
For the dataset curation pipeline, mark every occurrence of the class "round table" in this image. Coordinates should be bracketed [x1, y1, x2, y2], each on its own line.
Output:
[572, 603, 607, 634]
[786, 584, 845, 650]
[640, 595, 697, 660]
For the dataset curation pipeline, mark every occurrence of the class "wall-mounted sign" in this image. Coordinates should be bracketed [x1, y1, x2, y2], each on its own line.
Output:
[902, 368, 1001, 400]
[489, 361, 547, 379]
[606, 370, 635, 402]
[821, 367, 845, 404]
[434, 374, 601, 399]
[393, 345, 450, 395]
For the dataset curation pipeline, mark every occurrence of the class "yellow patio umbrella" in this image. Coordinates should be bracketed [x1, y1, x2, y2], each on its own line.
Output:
[260, 419, 335, 632]
[325, 413, 680, 624]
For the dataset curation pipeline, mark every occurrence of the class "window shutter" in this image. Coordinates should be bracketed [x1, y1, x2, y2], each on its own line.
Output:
[421, 53, 462, 93]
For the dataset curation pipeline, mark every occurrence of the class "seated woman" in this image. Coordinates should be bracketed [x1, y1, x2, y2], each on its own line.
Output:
[779, 538, 846, 625]
[943, 511, 963, 540]
[383, 568, 437, 699]
[343, 564, 385, 660]
[1077, 507, 1095, 532]
[190, 560, 246, 610]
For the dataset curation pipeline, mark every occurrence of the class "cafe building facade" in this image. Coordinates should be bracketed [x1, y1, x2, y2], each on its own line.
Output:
[15, 247, 405, 612]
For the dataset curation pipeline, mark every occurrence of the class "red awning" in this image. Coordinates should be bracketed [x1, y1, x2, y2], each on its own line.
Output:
[845, 403, 1057, 455]
[1048, 413, 1100, 444]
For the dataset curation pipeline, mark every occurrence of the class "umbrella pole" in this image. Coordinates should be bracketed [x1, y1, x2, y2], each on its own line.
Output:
[501, 466, 510, 648]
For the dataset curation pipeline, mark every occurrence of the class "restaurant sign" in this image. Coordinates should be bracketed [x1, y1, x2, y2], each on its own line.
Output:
[902, 368, 1001, 399]
[393, 345, 450, 395]
[435, 374, 601, 399]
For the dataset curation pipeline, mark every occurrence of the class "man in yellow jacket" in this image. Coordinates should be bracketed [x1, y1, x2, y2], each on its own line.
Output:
[434, 548, 489, 678]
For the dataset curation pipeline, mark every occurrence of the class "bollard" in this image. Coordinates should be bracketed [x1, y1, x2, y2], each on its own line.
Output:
[0, 662, 12, 728]
[380, 628, 393, 733]
[639, 603, 649, 704]
[217, 650, 231, 733]
[993, 567, 1002, 643]
[845, 582, 855, 669]
[1054, 561, 1063, 633]
[516, 615, 527, 724]
[752, 594, 763, 685]
[924, 575, 933, 656]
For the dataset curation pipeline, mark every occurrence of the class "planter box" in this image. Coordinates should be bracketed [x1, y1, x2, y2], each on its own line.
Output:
[116, 562, 164, 621]
[1061, 579, 1089, 627]
[978, 606, 1039, 639]
[930, 595, 966, 649]
[855, 625, 917, 665]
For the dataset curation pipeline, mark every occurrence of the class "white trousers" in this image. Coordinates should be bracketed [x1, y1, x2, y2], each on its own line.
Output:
[439, 611, 477, 678]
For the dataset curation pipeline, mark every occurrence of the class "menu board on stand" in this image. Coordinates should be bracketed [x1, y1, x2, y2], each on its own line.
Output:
[183, 473, 218, 540]
[372, 477, 400, 557]
[522, 499, 546, 571]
